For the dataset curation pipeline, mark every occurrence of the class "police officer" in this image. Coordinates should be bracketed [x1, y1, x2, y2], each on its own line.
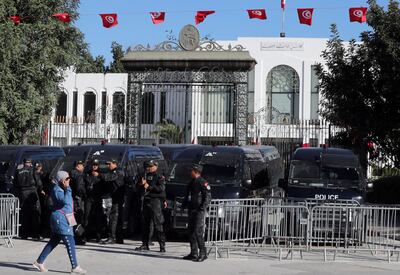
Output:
[15, 159, 42, 240]
[183, 164, 212, 262]
[100, 159, 125, 244]
[84, 159, 101, 240]
[70, 160, 87, 245]
[135, 160, 166, 252]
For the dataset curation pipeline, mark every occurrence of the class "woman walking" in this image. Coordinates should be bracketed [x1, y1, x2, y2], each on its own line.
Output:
[33, 171, 87, 274]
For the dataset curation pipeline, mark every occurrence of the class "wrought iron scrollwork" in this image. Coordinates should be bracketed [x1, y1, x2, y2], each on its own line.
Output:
[127, 40, 245, 53]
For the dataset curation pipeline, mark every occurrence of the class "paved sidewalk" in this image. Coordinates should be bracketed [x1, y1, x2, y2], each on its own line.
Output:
[1, 239, 400, 274]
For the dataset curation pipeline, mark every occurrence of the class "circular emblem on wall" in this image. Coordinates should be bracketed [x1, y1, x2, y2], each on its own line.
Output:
[179, 24, 200, 51]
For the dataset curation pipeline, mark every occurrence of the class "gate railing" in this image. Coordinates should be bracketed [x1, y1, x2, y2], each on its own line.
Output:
[206, 198, 400, 261]
[0, 194, 20, 248]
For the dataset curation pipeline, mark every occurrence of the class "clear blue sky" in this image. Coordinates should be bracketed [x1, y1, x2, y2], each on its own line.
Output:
[76, 0, 389, 63]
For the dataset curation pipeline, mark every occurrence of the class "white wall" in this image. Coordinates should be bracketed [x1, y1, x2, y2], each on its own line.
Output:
[59, 70, 128, 119]
[219, 37, 328, 121]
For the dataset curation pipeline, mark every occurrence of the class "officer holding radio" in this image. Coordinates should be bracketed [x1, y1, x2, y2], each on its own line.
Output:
[135, 160, 166, 252]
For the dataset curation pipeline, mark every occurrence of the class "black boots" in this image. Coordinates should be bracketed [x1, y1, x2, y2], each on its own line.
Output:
[195, 255, 208, 262]
[183, 254, 198, 260]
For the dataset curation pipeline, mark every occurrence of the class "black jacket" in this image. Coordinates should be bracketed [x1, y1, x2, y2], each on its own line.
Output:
[101, 168, 125, 204]
[70, 169, 87, 199]
[15, 165, 37, 190]
[185, 177, 212, 211]
[86, 169, 101, 200]
[138, 171, 165, 200]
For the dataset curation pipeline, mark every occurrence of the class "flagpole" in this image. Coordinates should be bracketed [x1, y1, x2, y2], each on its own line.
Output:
[280, 6, 286, 37]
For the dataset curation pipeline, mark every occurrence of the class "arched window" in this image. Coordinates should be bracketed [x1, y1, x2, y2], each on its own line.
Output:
[141, 92, 154, 124]
[112, 92, 125, 124]
[266, 65, 299, 123]
[55, 92, 67, 120]
[84, 92, 96, 123]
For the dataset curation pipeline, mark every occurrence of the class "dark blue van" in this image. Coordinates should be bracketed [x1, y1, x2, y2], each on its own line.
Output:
[279, 147, 367, 203]
[244, 145, 284, 197]
[0, 146, 65, 193]
[159, 145, 281, 231]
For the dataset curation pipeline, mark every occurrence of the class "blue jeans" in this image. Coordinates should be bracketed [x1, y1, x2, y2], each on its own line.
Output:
[37, 234, 78, 269]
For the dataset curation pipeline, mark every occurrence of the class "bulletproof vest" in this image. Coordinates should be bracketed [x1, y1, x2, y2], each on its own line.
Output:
[16, 166, 36, 189]
[143, 172, 164, 199]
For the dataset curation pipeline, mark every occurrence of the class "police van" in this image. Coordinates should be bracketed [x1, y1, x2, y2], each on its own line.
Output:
[158, 145, 283, 231]
[61, 144, 167, 176]
[244, 145, 284, 197]
[279, 147, 367, 203]
[0, 145, 65, 193]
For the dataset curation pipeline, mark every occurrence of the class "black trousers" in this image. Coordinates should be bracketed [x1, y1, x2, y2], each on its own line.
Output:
[84, 199, 93, 228]
[142, 198, 165, 248]
[188, 210, 206, 256]
[19, 189, 41, 238]
[108, 203, 119, 240]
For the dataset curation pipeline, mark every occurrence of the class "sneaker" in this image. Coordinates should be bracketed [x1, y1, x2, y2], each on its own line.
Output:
[71, 266, 87, 274]
[160, 247, 166, 253]
[32, 261, 48, 272]
[134, 245, 150, 251]
[100, 238, 115, 245]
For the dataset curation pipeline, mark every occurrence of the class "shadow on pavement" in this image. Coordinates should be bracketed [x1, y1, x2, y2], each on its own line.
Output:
[0, 262, 70, 274]
[129, 251, 183, 260]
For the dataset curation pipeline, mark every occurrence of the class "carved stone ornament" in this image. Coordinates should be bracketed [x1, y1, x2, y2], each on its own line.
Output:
[179, 24, 200, 51]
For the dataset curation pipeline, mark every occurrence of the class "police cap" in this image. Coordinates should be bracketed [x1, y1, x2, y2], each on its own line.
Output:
[191, 164, 203, 173]
[92, 159, 100, 165]
[106, 159, 118, 165]
[74, 160, 85, 166]
[144, 160, 158, 168]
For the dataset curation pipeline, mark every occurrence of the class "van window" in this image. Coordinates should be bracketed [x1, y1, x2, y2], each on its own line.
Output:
[290, 160, 320, 179]
[128, 149, 163, 160]
[321, 167, 359, 181]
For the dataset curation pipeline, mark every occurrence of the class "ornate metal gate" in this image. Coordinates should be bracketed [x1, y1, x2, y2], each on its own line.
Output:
[122, 25, 256, 145]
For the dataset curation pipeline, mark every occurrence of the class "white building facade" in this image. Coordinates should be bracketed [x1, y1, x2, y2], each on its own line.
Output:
[53, 37, 332, 146]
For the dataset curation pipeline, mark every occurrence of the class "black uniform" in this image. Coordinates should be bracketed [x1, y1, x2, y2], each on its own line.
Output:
[185, 176, 212, 257]
[84, 168, 101, 230]
[15, 164, 42, 239]
[70, 169, 87, 226]
[139, 171, 166, 250]
[100, 167, 125, 243]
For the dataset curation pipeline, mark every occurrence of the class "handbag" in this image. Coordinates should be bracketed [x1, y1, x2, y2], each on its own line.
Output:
[75, 224, 85, 237]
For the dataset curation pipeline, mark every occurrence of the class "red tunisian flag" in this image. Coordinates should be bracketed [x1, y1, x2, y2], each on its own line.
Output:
[349, 7, 367, 23]
[247, 9, 267, 20]
[9, 16, 21, 25]
[195, 10, 215, 25]
[52, 13, 71, 23]
[281, 0, 286, 10]
[297, 8, 314, 26]
[150, 12, 165, 24]
[99, 14, 118, 28]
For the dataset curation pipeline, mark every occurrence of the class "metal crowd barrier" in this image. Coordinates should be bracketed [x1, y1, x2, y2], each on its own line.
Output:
[310, 204, 400, 261]
[0, 194, 20, 248]
[205, 198, 400, 261]
[206, 198, 309, 259]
